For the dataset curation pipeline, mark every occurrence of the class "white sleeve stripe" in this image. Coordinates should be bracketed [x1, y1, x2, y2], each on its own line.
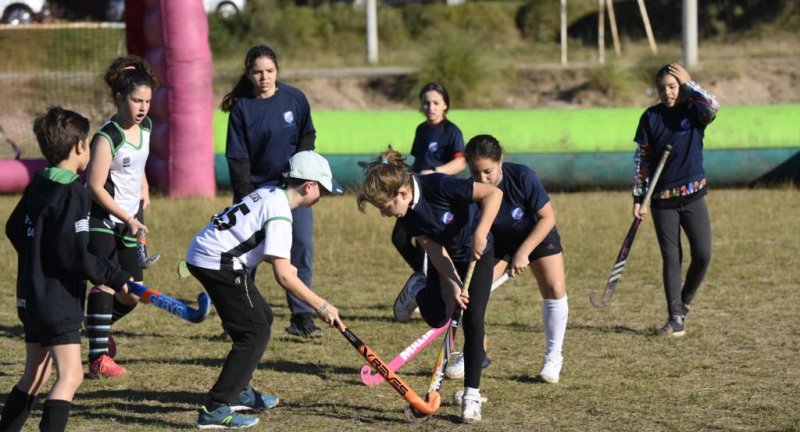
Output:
[75, 219, 89, 233]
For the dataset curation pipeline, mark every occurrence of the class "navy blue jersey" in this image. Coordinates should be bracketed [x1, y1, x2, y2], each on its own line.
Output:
[492, 162, 556, 251]
[398, 174, 491, 263]
[634, 104, 707, 191]
[226, 83, 315, 185]
[409, 119, 465, 173]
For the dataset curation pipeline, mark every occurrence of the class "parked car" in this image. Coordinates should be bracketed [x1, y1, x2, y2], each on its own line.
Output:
[0, 0, 48, 24]
[105, 0, 245, 22]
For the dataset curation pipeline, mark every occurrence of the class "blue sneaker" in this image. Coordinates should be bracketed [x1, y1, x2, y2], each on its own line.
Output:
[196, 405, 259, 429]
[230, 385, 279, 412]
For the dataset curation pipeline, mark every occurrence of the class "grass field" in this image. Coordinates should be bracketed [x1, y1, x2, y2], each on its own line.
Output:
[0, 187, 798, 431]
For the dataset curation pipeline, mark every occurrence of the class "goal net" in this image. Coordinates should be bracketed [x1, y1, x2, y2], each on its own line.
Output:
[0, 22, 126, 159]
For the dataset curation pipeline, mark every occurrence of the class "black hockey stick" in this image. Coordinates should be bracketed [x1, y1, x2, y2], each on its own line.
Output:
[136, 230, 161, 268]
[590, 144, 672, 308]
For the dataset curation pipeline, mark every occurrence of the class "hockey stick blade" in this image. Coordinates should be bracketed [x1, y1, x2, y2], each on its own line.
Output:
[590, 218, 640, 308]
[360, 270, 510, 386]
[338, 323, 441, 415]
[128, 281, 211, 323]
[136, 231, 161, 269]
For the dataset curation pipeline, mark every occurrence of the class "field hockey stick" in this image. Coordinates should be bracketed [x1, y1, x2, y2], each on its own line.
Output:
[360, 269, 510, 387]
[136, 230, 161, 268]
[337, 321, 441, 415]
[590, 144, 672, 308]
[127, 281, 211, 323]
[405, 260, 476, 420]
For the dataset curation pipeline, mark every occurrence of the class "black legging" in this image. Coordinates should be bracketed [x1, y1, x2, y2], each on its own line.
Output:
[416, 253, 494, 389]
[188, 265, 273, 408]
[651, 196, 712, 318]
[392, 220, 425, 273]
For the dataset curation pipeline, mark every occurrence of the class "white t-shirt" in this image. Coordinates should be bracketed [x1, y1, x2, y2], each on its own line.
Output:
[186, 186, 293, 271]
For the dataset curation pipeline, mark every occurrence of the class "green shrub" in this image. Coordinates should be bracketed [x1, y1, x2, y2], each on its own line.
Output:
[377, 7, 410, 49]
[415, 34, 487, 107]
[516, 0, 596, 43]
[585, 62, 640, 104]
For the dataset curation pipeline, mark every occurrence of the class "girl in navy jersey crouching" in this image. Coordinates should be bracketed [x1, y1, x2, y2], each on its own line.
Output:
[357, 147, 502, 423]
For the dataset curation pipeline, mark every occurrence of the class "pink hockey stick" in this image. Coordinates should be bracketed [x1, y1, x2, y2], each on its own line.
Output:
[360, 270, 511, 386]
[360, 323, 449, 387]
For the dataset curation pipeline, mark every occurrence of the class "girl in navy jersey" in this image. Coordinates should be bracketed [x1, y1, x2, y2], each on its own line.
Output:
[392, 82, 466, 316]
[84, 56, 158, 379]
[464, 135, 569, 384]
[357, 147, 502, 423]
[221, 45, 325, 338]
[634, 63, 718, 337]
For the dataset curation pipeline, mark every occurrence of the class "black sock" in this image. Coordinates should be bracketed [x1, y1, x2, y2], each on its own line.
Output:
[0, 385, 35, 432]
[86, 290, 113, 361]
[111, 297, 137, 324]
[38, 399, 70, 432]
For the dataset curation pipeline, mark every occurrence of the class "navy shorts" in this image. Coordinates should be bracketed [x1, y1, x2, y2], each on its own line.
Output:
[494, 228, 563, 262]
[19, 308, 81, 346]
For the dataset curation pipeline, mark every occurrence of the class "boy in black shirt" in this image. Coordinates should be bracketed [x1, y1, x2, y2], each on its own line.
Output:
[0, 107, 130, 432]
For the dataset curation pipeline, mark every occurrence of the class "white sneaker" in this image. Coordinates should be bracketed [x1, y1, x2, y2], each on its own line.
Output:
[460, 389, 483, 423]
[393, 272, 426, 322]
[445, 352, 465, 379]
[452, 387, 489, 406]
[537, 351, 563, 384]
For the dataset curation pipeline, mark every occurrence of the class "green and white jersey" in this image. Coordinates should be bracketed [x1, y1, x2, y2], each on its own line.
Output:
[186, 186, 294, 271]
[90, 117, 151, 223]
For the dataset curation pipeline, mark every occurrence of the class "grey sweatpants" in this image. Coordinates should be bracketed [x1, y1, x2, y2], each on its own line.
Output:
[651, 196, 712, 318]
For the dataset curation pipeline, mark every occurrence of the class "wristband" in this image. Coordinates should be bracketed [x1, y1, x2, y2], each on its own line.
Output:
[316, 300, 329, 317]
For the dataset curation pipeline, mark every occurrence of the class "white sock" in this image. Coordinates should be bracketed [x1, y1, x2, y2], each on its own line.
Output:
[542, 295, 569, 355]
[464, 387, 481, 399]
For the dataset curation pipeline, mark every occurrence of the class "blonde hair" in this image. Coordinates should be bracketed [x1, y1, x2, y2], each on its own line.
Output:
[357, 147, 413, 212]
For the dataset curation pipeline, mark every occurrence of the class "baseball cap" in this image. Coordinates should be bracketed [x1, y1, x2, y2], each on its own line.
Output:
[284, 151, 344, 195]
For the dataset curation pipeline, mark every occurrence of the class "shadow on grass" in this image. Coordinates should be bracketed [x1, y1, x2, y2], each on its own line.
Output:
[0, 324, 24, 339]
[73, 389, 203, 429]
[568, 323, 646, 335]
[278, 401, 410, 424]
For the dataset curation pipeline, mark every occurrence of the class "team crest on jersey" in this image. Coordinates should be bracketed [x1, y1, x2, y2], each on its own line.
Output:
[283, 111, 294, 124]
[511, 207, 525, 221]
[440, 211, 454, 224]
[123, 156, 131, 168]
[428, 141, 438, 153]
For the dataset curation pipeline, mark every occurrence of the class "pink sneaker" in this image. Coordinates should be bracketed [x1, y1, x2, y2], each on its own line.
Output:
[88, 354, 127, 379]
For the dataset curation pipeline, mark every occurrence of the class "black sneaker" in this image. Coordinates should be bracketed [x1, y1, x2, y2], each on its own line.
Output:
[286, 313, 322, 338]
[680, 303, 691, 320]
[655, 316, 685, 337]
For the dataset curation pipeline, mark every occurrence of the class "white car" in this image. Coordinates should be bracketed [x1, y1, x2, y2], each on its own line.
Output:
[0, 0, 48, 25]
[205, 0, 245, 19]
[106, 0, 245, 22]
